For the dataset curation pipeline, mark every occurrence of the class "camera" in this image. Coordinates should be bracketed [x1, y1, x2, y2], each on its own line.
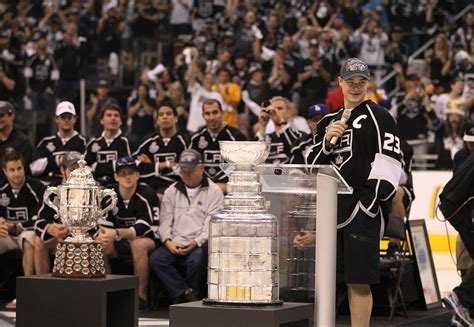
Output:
[274, 168, 283, 175]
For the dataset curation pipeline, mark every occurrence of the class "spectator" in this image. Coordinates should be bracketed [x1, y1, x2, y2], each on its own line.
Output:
[131, 0, 161, 52]
[24, 30, 59, 144]
[149, 149, 224, 304]
[0, 150, 46, 309]
[256, 96, 305, 164]
[213, 67, 241, 128]
[97, 5, 124, 76]
[29, 102, 86, 183]
[424, 33, 454, 91]
[433, 76, 465, 118]
[33, 151, 81, 274]
[0, 29, 24, 107]
[133, 104, 189, 198]
[189, 99, 246, 192]
[169, 0, 193, 38]
[389, 74, 440, 156]
[85, 104, 131, 185]
[186, 48, 228, 133]
[434, 101, 466, 169]
[385, 25, 408, 67]
[0, 101, 34, 177]
[297, 38, 331, 117]
[97, 156, 159, 312]
[54, 22, 87, 101]
[85, 80, 118, 138]
[127, 82, 157, 149]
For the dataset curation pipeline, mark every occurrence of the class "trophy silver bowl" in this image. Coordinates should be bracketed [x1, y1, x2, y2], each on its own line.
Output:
[44, 157, 117, 278]
[205, 141, 282, 305]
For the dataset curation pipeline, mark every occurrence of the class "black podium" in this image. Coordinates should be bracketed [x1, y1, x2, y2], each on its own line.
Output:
[170, 301, 314, 327]
[16, 274, 138, 327]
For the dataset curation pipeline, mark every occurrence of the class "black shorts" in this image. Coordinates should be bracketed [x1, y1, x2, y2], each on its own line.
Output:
[336, 209, 382, 284]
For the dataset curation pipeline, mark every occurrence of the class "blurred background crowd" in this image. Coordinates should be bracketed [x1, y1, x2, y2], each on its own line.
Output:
[0, 0, 473, 170]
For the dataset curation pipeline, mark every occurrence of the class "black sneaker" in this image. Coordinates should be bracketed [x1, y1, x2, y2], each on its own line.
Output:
[386, 242, 401, 259]
[138, 297, 151, 314]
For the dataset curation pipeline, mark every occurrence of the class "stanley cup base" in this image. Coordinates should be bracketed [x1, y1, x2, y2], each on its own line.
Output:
[52, 241, 106, 278]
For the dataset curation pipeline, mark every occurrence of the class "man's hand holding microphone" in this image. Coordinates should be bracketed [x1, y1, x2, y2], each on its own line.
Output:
[325, 109, 351, 151]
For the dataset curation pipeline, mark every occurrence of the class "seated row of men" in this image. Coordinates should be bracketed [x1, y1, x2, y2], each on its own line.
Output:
[23, 96, 318, 194]
[0, 149, 224, 311]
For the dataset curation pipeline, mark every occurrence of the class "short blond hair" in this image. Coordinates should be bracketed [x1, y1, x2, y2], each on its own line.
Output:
[270, 96, 292, 111]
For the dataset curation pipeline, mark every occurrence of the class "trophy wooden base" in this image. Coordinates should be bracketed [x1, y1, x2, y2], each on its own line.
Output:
[52, 241, 106, 278]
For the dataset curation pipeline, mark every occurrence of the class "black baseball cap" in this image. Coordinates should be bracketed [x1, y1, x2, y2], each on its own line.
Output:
[115, 156, 138, 173]
[339, 58, 370, 80]
[178, 149, 202, 170]
[0, 101, 15, 115]
[464, 122, 474, 142]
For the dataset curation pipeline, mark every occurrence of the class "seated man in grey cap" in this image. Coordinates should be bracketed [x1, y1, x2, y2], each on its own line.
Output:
[150, 149, 224, 303]
[29, 101, 86, 184]
[34, 151, 82, 274]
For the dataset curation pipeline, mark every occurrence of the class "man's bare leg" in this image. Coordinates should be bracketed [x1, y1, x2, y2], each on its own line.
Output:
[348, 283, 372, 327]
[22, 240, 35, 276]
[130, 238, 156, 301]
[34, 236, 58, 274]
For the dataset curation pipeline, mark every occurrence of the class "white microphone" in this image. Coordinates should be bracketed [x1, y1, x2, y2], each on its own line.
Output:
[328, 109, 352, 150]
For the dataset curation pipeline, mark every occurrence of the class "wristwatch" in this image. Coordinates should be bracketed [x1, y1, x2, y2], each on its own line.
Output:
[115, 229, 121, 241]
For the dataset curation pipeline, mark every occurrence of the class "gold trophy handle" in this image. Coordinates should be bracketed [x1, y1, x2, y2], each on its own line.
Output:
[44, 186, 60, 213]
[99, 188, 117, 219]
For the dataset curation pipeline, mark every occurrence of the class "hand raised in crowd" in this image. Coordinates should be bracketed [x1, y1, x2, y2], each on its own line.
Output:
[46, 223, 69, 239]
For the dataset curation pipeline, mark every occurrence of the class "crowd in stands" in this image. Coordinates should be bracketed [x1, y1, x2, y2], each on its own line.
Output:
[0, 0, 474, 312]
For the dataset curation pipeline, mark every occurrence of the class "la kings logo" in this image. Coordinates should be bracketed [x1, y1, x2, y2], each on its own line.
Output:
[46, 142, 56, 152]
[149, 142, 159, 153]
[331, 129, 353, 170]
[0, 193, 10, 206]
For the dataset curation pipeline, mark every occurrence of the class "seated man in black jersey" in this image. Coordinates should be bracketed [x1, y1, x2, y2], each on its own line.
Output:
[85, 104, 131, 186]
[96, 157, 159, 312]
[190, 99, 246, 192]
[256, 96, 305, 164]
[133, 103, 189, 200]
[34, 151, 81, 274]
[0, 150, 46, 308]
[29, 102, 86, 184]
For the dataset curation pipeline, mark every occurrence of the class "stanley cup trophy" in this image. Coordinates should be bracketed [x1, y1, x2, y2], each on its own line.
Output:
[43, 157, 117, 278]
[204, 141, 282, 305]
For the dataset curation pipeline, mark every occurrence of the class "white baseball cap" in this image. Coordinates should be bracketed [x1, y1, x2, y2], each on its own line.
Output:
[56, 101, 76, 116]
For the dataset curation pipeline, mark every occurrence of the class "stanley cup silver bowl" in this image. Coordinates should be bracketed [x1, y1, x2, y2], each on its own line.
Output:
[219, 141, 269, 169]
[43, 157, 117, 278]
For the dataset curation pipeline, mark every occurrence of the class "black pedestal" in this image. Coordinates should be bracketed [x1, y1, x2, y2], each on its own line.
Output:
[170, 301, 314, 327]
[16, 274, 138, 327]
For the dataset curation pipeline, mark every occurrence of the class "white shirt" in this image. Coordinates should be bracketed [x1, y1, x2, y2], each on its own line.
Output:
[170, 0, 193, 25]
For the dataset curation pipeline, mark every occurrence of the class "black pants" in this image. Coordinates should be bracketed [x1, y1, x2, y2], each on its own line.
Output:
[454, 261, 474, 317]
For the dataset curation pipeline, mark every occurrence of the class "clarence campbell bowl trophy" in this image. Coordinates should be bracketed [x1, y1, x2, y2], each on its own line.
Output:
[204, 141, 282, 305]
[44, 157, 117, 278]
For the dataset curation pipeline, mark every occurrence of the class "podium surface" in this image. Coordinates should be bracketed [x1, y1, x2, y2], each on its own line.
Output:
[17, 274, 138, 327]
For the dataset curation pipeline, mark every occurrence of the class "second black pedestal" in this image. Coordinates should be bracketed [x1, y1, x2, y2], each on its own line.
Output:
[16, 274, 138, 327]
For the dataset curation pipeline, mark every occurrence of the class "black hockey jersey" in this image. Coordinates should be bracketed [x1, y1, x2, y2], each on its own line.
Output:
[30, 132, 86, 179]
[260, 125, 305, 164]
[99, 183, 159, 239]
[0, 177, 46, 230]
[84, 132, 131, 184]
[132, 132, 189, 191]
[305, 100, 403, 227]
[25, 53, 58, 92]
[190, 125, 247, 183]
[35, 179, 61, 241]
[290, 133, 313, 164]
